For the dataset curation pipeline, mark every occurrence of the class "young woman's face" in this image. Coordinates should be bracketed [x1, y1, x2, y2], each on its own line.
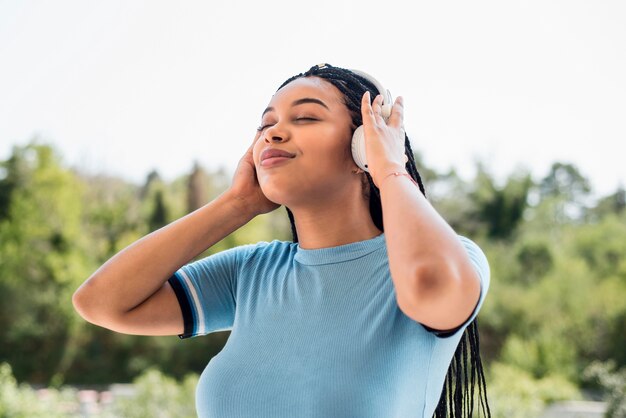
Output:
[252, 76, 359, 206]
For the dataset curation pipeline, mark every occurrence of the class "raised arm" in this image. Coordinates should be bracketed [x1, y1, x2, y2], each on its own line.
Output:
[72, 133, 279, 336]
[361, 92, 482, 332]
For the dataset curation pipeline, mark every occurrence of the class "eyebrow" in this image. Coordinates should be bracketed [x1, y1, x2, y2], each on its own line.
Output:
[261, 97, 330, 117]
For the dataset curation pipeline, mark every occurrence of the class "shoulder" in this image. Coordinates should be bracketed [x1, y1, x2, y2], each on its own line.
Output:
[456, 235, 491, 302]
[457, 236, 490, 276]
[236, 239, 297, 266]
[181, 239, 296, 278]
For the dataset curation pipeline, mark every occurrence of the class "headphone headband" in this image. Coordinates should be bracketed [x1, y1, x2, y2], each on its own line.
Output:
[349, 69, 393, 119]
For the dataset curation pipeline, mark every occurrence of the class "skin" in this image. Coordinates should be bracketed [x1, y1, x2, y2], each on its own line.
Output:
[72, 74, 481, 336]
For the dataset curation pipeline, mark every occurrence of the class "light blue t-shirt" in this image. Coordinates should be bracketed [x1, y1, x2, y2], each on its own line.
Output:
[168, 233, 490, 418]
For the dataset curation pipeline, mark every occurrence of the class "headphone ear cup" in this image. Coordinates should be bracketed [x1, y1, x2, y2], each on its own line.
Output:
[351, 125, 369, 172]
[381, 103, 392, 120]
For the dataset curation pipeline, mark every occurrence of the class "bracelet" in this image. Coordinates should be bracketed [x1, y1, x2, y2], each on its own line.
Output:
[380, 171, 419, 188]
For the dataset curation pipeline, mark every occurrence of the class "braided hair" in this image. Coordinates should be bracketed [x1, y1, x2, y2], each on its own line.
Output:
[274, 64, 491, 418]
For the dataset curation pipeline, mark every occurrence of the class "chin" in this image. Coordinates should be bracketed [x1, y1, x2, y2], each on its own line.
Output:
[259, 184, 289, 206]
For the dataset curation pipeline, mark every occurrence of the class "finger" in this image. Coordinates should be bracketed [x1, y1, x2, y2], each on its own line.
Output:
[372, 94, 386, 124]
[387, 96, 404, 129]
[361, 91, 377, 127]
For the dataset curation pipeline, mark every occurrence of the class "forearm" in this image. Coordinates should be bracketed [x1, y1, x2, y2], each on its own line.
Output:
[379, 174, 480, 329]
[73, 191, 254, 319]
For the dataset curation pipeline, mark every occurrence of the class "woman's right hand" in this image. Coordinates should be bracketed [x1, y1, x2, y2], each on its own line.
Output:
[227, 131, 281, 217]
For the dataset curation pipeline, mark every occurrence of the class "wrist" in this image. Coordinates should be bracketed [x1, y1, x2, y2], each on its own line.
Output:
[220, 190, 259, 221]
[376, 171, 419, 189]
[371, 163, 408, 187]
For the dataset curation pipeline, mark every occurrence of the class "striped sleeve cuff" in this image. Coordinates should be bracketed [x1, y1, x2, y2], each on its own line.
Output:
[168, 270, 206, 339]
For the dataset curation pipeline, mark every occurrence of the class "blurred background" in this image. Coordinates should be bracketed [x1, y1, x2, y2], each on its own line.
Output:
[0, 1, 624, 417]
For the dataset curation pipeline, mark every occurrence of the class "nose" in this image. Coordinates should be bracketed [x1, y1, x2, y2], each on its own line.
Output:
[263, 123, 289, 143]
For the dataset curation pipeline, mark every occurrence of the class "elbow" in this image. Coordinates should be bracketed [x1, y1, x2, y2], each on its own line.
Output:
[400, 261, 455, 305]
[73, 276, 134, 331]
[396, 262, 445, 315]
[396, 260, 479, 329]
[72, 283, 96, 324]
[72, 279, 116, 327]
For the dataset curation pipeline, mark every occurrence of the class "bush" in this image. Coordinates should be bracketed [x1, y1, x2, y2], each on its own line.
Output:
[0, 362, 77, 417]
[487, 362, 580, 418]
[110, 368, 198, 418]
[583, 360, 626, 418]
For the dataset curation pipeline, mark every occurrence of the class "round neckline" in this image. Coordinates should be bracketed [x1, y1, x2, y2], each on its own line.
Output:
[294, 233, 386, 265]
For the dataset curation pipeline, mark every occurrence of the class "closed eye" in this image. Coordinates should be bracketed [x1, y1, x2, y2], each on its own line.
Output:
[294, 117, 319, 123]
[256, 117, 319, 132]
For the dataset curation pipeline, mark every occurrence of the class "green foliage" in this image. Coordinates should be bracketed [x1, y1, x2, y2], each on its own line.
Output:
[0, 362, 78, 417]
[481, 207, 626, 383]
[0, 141, 96, 383]
[499, 332, 577, 380]
[0, 362, 200, 417]
[515, 240, 554, 282]
[426, 169, 481, 236]
[187, 161, 211, 213]
[573, 214, 626, 279]
[148, 190, 169, 232]
[589, 186, 626, 220]
[583, 360, 626, 418]
[470, 165, 533, 239]
[487, 361, 580, 418]
[81, 174, 143, 257]
[540, 162, 591, 202]
[111, 368, 198, 418]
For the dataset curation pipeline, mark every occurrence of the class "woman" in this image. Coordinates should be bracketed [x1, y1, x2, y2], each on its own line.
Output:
[73, 63, 491, 417]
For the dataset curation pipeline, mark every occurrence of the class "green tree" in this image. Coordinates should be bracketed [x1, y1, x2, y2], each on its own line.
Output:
[186, 161, 210, 213]
[139, 170, 171, 233]
[81, 174, 143, 257]
[589, 185, 626, 220]
[0, 141, 94, 383]
[540, 162, 591, 202]
[148, 190, 169, 232]
[469, 165, 533, 239]
[538, 162, 592, 223]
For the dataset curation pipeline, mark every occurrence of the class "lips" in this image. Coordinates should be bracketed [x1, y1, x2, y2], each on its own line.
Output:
[260, 148, 296, 162]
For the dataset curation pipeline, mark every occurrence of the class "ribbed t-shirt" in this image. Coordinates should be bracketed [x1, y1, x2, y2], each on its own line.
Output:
[168, 233, 490, 418]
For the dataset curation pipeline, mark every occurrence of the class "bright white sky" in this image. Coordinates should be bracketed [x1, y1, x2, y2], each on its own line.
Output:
[1, 0, 624, 198]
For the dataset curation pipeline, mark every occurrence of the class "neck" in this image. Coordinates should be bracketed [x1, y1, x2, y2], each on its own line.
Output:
[288, 186, 382, 249]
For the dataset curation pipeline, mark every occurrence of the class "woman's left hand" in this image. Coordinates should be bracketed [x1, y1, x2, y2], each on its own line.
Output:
[360, 91, 407, 188]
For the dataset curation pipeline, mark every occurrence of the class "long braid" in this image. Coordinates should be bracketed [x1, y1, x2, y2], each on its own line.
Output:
[276, 64, 490, 417]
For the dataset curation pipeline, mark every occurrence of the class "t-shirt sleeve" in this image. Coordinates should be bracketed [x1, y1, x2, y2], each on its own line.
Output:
[167, 244, 253, 339]
[421, 235, 491, 338]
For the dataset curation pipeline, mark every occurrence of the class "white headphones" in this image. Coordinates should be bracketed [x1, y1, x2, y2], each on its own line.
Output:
[349, 69, 394, 172]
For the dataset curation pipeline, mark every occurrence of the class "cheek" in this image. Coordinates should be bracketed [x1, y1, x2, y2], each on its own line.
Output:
[322, 130, 353, 168]
[306, 141, 345, 170]
[252, 139, 263, 165]
[316, 124, 352, 156]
